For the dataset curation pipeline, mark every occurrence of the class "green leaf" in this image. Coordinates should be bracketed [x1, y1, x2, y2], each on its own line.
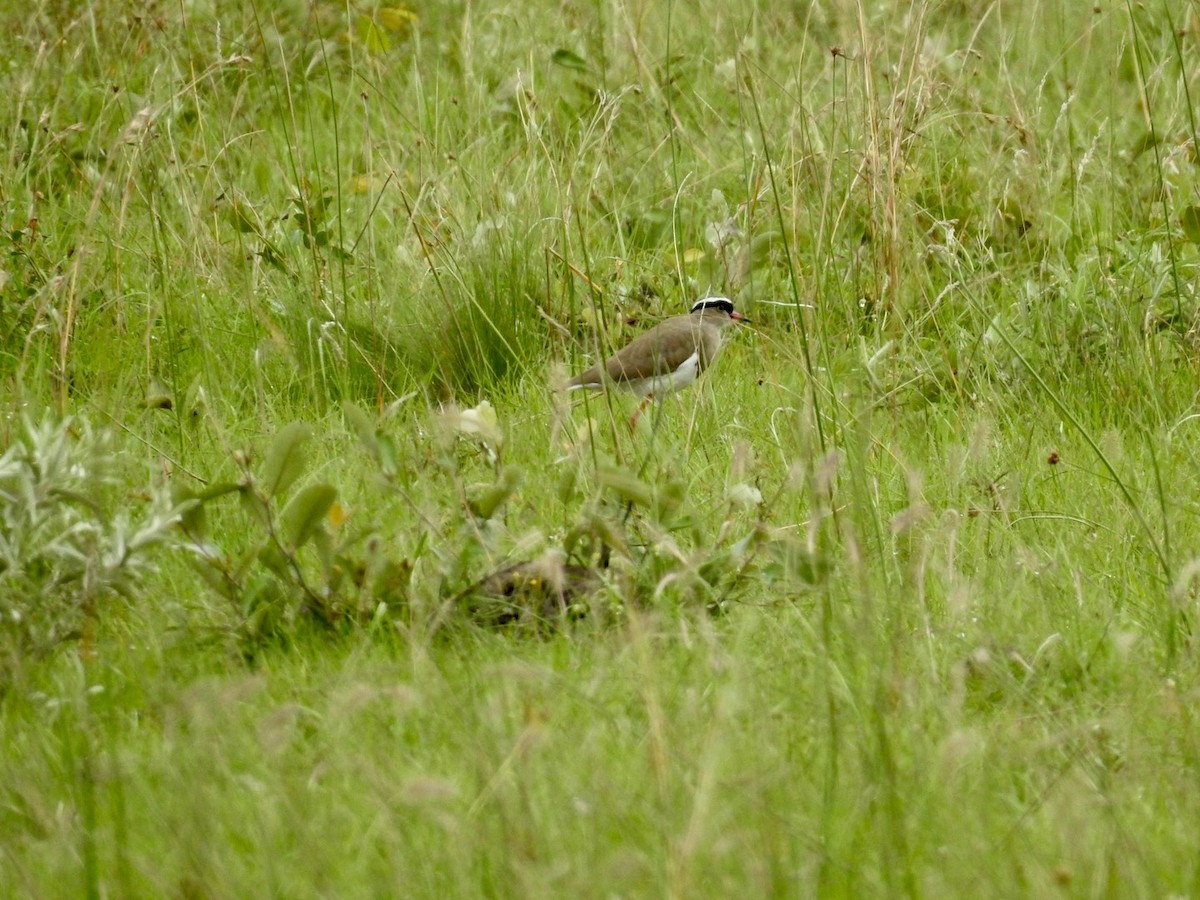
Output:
[551, 48, 590, 71]
[1130, 129, 1159, 158]
[557, 466, 578, 505]
[228, 199, 260, 235]
[653, 478, 685, 521]
[172, 486, 209, 537]
[748, 229, 783, 257]
[596, 464, 653, 507]
[259, 244, 286, 271]
[189, 556, 235, 597]
[355, 14, 391, 53]
[310, 194, 335, 218]
[198, 482, 244, 502]
[1181, 206, 1200, 244]
[260, 422, 313, 499]
[468, 466, 522, 520]
[239, 485, 271, 529]
[280, 483, 338, 551]
[172, 497, 205, 538]
[342, 402, 379, 456]
[256, 542, 289, 579]
[376, 434, 398, 476]
[311, 528, 335, 580]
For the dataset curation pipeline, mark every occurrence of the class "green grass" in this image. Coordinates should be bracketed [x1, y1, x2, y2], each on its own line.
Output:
[4, 0, 1200, 895]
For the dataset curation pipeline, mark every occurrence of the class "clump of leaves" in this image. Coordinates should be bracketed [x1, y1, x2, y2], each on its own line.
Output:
[0, 415, 188, 680]
[180, 403, 828, 653]
[177, 421, 401, 653]
[177, 403, 543, 649]
[223, 189, 352, 271]
[571, 453, 781, 616]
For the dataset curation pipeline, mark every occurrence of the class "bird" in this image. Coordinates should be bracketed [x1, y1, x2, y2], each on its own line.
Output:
[565, 297, 747, 424]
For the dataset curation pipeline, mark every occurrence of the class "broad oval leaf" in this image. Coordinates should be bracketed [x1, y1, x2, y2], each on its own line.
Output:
[256, 542, 289, 579]
[1181, 206, 1200, 244]
[195, 481, 244, 502]
[749, 229, 783, 256]
[174, 496, 206, 538]
[261, 422, 313, 499]
[280, 483, 338, 551]
[172, 485, 212, 537]
[596, 464, 653, 507]
[551, 48, 590, 72]
[557, 466, 578, 505]
[311, 528, 335, 579]
[342, 401, 379, 457]
[469, 466, 523, 521]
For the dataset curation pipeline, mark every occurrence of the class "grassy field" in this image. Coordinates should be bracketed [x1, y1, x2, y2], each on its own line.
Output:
[3, 0, 1200, 895]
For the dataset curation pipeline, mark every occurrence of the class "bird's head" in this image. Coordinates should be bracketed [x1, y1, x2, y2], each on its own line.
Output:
[690, 296, 748, 323]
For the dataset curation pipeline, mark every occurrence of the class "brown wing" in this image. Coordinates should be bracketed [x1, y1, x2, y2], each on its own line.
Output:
[603, 323, 708, 383]
[568, 314, 728, 388]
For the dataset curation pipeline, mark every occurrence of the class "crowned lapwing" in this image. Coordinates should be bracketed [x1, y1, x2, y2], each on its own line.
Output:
[566, 297, 747, 425]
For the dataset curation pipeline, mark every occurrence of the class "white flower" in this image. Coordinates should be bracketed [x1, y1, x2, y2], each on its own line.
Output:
[449, 401, 504, 464]
[726, 483, 762, 509]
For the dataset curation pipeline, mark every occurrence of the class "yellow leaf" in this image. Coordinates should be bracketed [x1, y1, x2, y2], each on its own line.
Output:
[683, 248, 705, 263]
[378, 6, 418, 33]
[327, 501, 349, 529]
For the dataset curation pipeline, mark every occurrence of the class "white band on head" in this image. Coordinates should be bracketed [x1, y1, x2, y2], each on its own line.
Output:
[690, 297, 735, 315]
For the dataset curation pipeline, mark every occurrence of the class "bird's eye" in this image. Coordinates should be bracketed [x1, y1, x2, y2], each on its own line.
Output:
[692, 297, 735, 316]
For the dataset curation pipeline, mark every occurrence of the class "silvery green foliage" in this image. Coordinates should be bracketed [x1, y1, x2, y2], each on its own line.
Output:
[0, 415, 188, 655]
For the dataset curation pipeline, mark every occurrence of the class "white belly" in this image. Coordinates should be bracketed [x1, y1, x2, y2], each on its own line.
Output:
[628, 351, 701, 398]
